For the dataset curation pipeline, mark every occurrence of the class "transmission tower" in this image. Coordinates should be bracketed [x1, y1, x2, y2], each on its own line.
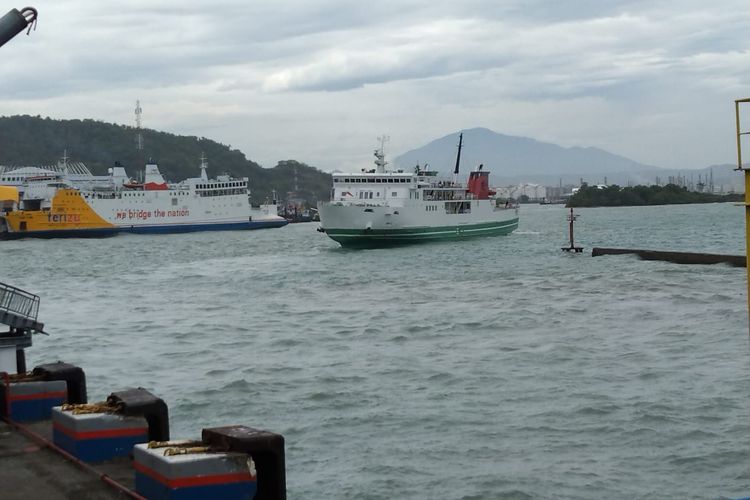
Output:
[135, 100, 144, 166]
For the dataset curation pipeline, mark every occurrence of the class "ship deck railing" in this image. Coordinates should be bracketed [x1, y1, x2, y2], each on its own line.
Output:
[0, 281, 44, 333]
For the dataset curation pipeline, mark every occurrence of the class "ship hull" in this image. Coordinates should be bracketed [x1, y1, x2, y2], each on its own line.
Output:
[123, 218, 288, 234]
[323, 218, 519, 247]
[318, 201, 519, 248]
[0, 227, 121, 240]
[0, 218, 288, 239]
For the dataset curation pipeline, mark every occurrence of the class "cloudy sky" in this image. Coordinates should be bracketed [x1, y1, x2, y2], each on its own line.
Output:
[2, 0, 750, 172]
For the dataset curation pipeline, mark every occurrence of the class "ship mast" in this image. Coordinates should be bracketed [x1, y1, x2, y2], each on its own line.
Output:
[453, 132, 463, 184]
[374, 135, 389, 173]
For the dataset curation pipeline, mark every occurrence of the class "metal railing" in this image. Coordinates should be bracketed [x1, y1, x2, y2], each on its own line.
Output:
[0, 281, 39, 321]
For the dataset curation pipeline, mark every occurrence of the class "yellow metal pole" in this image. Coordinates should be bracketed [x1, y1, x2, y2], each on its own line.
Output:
[745, 171, 750, 324]
[736, 98, 750, 329]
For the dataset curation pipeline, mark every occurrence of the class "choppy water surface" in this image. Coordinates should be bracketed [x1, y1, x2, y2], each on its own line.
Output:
[2, 203, 749, 499]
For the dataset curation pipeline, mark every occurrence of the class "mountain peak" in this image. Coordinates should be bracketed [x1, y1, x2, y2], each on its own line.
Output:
[393, 128, 652, 177]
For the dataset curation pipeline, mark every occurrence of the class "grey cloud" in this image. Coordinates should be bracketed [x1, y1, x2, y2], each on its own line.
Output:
[8, 0, 748, 98]
[2, 0, 750, 172]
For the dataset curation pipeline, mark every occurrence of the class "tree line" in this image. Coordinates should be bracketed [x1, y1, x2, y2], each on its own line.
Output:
[567, 183, 742, 207]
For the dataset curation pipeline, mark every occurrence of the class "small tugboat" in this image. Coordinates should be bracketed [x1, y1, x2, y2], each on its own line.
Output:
[317, 134, 519, 247]
[0, 156, 288, 238]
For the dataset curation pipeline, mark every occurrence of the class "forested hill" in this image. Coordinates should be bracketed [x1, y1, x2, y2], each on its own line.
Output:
[567, 183, 742, 207]
[0, 115, 331, 204]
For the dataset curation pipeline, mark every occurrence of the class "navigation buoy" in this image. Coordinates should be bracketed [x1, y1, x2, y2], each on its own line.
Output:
[561, 206, 584, 253]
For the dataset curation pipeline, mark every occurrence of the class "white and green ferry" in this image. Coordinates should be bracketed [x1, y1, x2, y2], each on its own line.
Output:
[317, 134, 519, 247]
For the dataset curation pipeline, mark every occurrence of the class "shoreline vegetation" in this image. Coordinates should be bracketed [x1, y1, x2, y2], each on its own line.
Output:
[566, 183, 743, 207]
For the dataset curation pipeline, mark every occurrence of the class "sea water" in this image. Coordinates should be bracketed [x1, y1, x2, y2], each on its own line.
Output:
[2, 203, 749, 499]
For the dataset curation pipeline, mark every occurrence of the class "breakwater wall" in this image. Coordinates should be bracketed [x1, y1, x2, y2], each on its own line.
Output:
[591, 247, 746, 267]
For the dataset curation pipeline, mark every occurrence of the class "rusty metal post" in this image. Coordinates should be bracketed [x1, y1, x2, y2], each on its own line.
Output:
[569, 207, 575, 248]
[562, 206, 583, 252]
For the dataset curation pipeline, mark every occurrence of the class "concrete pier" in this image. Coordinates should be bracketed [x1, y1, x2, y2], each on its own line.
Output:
[0, 420, 131, 499]
[591, 247, 746, 267]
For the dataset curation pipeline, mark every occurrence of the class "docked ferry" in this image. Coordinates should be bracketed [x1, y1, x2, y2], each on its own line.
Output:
[0, 157, 288, 238]
[317, 134, 519, 247]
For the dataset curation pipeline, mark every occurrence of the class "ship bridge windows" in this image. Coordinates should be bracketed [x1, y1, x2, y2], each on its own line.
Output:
[446, 201, 471, 214]
[196, 184, 247, 197]
[336, 176, 410, 185]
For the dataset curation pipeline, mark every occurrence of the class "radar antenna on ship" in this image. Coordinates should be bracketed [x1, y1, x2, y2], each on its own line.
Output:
[374, 135, 389, 173]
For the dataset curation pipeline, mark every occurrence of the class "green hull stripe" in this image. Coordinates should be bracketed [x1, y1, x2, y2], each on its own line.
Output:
[325, 218, 519, 245]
